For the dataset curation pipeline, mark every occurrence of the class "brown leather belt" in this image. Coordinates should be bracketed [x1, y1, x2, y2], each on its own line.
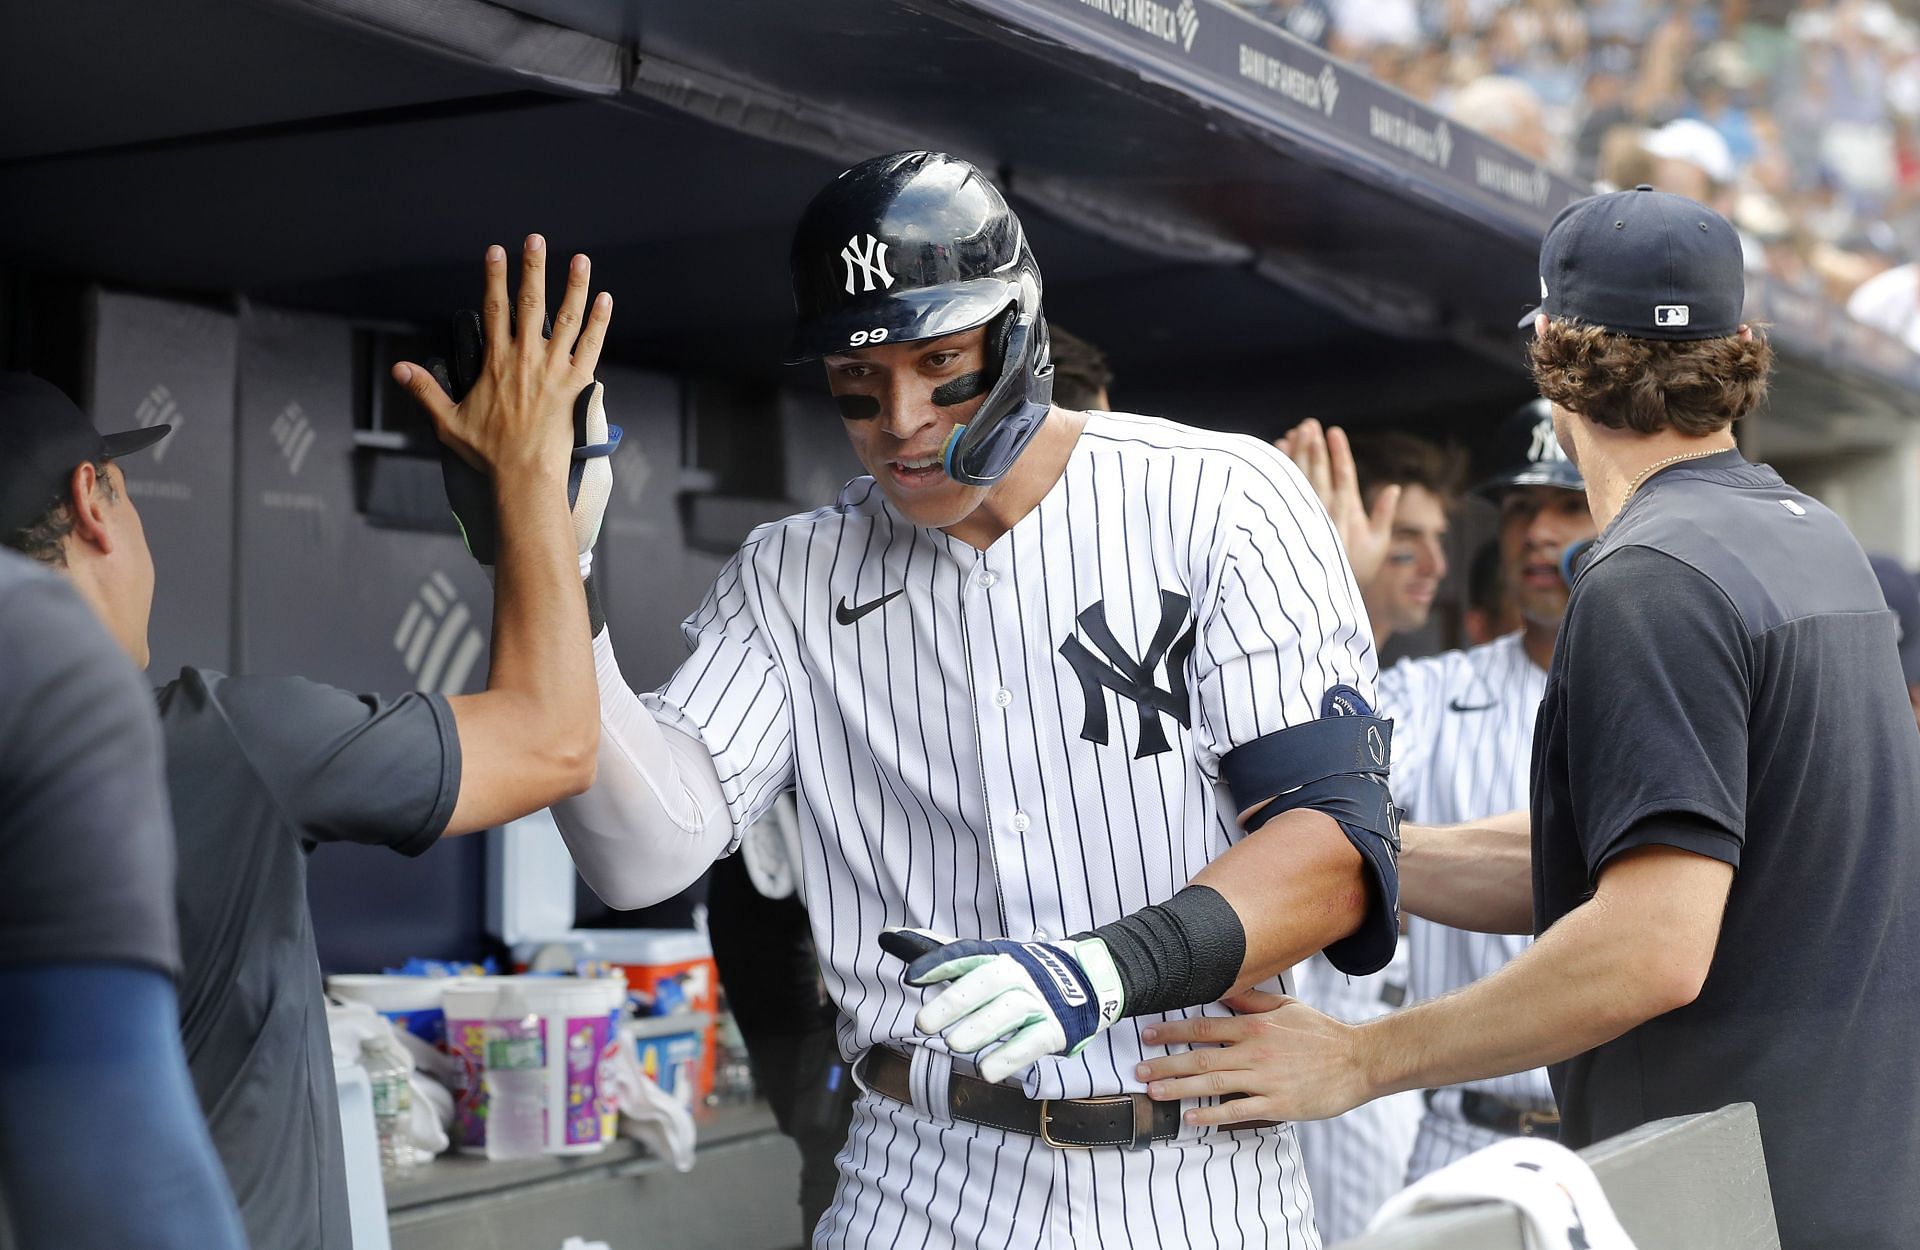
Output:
[861, 1047, 1277, 1150]
[1425, 1088, 1562, 1140]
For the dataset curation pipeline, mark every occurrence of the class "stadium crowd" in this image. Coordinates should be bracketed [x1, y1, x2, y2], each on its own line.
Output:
[1232, 0, 1920, 344]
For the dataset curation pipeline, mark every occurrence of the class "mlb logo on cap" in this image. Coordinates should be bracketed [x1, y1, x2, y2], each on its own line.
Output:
[1519, 186, 1744, 341]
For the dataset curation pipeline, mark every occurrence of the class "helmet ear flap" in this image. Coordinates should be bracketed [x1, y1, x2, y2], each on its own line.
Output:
[942, 295, 1055, 488]
[988, 304, 1017, 376]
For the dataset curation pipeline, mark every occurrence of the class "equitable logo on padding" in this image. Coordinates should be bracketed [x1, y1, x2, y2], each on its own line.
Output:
[135, 384, 182, 463]
[395, 570, 485, 695]
[272, 402, 316, 475]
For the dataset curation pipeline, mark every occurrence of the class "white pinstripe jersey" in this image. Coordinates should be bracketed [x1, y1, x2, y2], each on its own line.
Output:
[646, 411, 1376, 1102]
[1376, 631, 1555, 1107]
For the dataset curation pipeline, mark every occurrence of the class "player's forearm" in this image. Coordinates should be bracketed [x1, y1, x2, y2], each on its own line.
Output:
[1071, 809, 1369, 1028]
[482, 463, 599, 786]
[549, 629, 734, 909]
[1194, 808, 1369, 991]
[1354, 890, 1663, 1098]
[443, 463, 602, 834]
[1398, 811, 1534, 934]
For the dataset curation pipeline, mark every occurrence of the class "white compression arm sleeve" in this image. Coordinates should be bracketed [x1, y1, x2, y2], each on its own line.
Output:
[549, 630, 736, 910]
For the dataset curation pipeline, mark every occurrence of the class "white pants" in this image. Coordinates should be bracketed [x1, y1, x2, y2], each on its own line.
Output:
[1295, 1089, 1423, 1244]
[1404, 1097, 1520, 1184]
[815, 1090, 1322, 1250]
[1291, 954, 1421, 1243]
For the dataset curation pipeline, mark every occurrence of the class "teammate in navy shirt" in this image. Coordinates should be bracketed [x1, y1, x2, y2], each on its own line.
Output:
[1142, 189, 1920, 1249]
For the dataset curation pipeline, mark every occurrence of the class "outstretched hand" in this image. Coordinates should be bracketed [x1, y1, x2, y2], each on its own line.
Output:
[393, 234, 612, 480]
[1278, 419, 1398, 585]
[1135, 989, 1374, 1127]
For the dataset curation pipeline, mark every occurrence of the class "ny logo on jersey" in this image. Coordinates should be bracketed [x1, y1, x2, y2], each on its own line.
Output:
[1058, 590, 1196, 759]
[841, 234, 894, 294]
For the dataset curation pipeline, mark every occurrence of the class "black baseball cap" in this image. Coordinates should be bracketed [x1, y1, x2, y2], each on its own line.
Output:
[1519, 185, 1745, 340]
[0, 373, 171, 535]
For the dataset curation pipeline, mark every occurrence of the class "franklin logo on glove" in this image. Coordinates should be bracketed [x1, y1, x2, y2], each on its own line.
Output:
[1023, 943, 1089, 1007]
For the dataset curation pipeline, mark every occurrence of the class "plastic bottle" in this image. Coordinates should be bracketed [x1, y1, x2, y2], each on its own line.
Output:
[361, 1035, 414, 1183]
[484, 985, 548, 1160]
[710, 1005, 756, 1106]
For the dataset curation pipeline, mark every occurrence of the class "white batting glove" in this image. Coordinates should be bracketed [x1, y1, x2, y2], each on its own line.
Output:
[569, 380, 617, 558]
[878, 928, 1126, 1084]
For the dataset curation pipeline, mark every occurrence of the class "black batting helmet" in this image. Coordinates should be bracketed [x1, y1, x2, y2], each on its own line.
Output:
[1473, 398, 1585, 501]
[787, 151, 1054, 487]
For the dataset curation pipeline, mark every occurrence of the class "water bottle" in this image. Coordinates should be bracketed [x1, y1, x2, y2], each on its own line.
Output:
[361, 1035, 414, 1183]
[484, 987, 548, 1160]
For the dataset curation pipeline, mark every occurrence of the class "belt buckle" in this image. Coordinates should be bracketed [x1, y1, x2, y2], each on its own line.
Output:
[1518, 1108, 1561, 1136]
[1037, 1095, 1132, 1150]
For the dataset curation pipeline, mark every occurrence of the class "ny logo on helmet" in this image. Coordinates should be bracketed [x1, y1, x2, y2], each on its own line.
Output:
[1528, 414, 1566, 465]
[841, 234, 895, 294]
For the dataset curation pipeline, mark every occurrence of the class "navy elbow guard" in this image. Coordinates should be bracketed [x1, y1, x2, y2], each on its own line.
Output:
[1222, 684, 1401, 976]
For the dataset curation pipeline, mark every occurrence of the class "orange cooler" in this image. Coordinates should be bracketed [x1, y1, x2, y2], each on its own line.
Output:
[574, 930, 717, 1103]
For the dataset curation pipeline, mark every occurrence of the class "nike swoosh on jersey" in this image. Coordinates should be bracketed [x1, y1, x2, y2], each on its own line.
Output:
[1447, 697, 1497, 712]
[835, 588, 904, 625]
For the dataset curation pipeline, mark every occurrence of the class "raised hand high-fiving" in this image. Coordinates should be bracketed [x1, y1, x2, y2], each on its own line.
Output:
[1278, 418, 1399, 586]
[392, 235, 612, 484]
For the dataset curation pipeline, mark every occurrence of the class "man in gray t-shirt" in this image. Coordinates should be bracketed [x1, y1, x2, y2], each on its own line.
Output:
[0, 236, 616, 1250]
[0, 548, 246, 1250]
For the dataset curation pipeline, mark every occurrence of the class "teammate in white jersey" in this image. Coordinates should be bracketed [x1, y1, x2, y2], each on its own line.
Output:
[543, 151, 1403, 1249]
[1292, 402, 1597, 1179]
[1277, 427, 1463, 1243]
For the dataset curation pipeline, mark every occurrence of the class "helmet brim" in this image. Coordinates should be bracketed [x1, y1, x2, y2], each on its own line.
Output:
[1472, 466, 1586, 502]
[786, 278, 1016, 364]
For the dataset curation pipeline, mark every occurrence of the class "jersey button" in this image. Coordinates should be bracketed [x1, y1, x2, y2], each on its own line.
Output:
[978, 571, 998, 588]
[1011, 812, 1031, 833]
[993, 688, 1013, 708]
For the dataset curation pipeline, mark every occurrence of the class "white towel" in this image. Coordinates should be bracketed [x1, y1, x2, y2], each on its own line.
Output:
[600, 1034, 698, 1171]
[1366, 1136, 1636, 1250]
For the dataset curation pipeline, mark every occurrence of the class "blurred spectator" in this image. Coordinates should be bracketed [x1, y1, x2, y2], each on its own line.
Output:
[1329, 0, 1422, 55]
[1221, 0, 1920, 321]
[1450, 75, 1555, 160]
[1645, 116, 1736, 200]
[1847, 259, 1920, 349]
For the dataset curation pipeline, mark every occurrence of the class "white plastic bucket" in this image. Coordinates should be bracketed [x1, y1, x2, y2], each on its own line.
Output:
[442, 976, 625, 1156]
[326, 975, 450, 1048]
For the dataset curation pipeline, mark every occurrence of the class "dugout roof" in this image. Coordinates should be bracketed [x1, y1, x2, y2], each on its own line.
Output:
[2, 0, 1913, 450]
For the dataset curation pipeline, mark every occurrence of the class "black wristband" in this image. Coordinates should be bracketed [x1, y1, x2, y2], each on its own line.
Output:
[1081, 884, 1247, 1019]
[584, 566, 606, 638]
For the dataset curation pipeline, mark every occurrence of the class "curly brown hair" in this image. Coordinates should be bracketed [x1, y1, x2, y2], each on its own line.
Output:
[3, 457, 114, 569]
[1527, 318, 1773, 436]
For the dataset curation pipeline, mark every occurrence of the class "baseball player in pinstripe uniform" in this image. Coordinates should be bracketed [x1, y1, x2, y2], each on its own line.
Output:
[1291, 402, 1597, 1182]
[1277, 426, 1462, 1242]
[542, 151, 1405, 1248]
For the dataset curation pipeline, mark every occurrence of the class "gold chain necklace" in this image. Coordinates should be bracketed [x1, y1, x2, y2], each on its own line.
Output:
[1620, 445, 1728, 511]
